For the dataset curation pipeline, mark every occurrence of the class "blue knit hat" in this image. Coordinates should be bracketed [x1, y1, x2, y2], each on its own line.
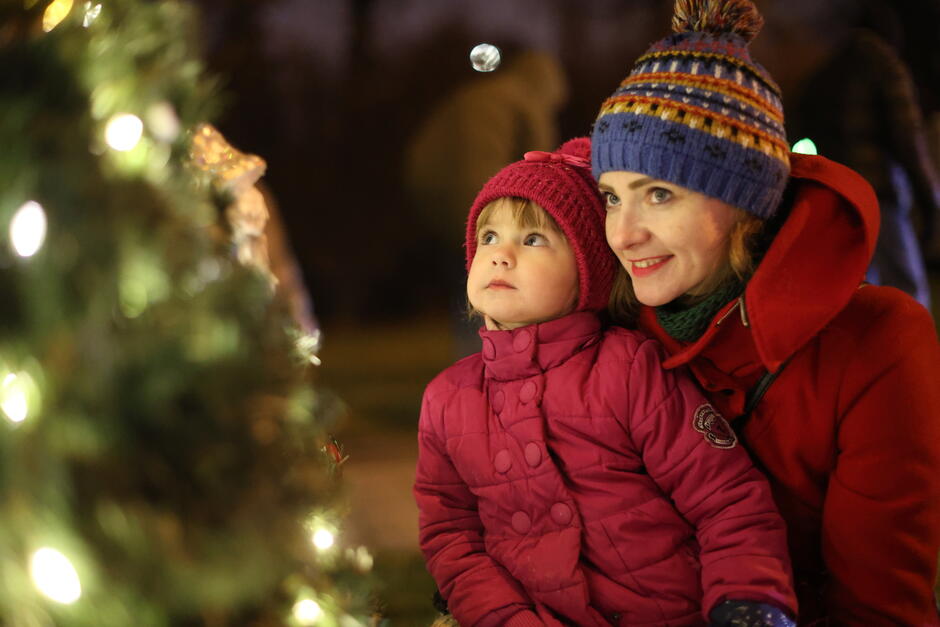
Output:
[591, 0, 790, 219]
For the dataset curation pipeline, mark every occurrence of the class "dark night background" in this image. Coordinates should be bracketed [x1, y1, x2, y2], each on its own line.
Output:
[191, 0, 940, 327]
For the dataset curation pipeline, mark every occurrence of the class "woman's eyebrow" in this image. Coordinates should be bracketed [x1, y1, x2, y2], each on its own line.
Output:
[598, 177, 658, 193]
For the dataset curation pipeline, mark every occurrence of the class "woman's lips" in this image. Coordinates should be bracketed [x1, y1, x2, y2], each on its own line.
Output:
[629, 255, 672, 278]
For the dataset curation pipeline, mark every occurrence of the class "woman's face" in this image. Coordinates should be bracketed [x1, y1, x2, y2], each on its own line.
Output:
[598, 171, 740, 307]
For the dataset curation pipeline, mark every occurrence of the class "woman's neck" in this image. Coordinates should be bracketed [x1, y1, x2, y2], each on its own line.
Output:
[655, 279, 744, 343]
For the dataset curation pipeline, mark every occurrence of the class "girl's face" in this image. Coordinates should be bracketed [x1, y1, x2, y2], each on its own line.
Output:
[599, 171, 740, 307]
[467, 202, 578, 330]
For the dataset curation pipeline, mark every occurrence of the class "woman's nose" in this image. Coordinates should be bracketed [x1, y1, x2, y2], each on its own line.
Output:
[606, 209, 647, 250]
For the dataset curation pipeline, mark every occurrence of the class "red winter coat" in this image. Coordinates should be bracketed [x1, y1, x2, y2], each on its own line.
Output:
[637, 153, 940, 625]
[414, 312, 796, 626]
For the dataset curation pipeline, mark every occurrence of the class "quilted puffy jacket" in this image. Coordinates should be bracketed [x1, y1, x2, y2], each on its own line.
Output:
[414, 312, 796, 626]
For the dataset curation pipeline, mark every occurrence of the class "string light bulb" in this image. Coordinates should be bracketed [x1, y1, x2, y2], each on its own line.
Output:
[30, 547, 82, 604]
[1, 369, 40, 425]
[292, 598, 323, 625]
[312, 527, 335, 551]
[42, 0, 74, 32]
[9, 201, 48, 258]
[82, 1, 101, 27]
[105, 113, 144, 152]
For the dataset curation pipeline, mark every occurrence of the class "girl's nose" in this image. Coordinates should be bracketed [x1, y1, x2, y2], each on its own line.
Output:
[606, 209, 648, 250]
[491, 245, 515, 267]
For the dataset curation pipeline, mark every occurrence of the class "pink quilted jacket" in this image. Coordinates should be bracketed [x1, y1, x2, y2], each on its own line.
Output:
[414, 312, 796, 626]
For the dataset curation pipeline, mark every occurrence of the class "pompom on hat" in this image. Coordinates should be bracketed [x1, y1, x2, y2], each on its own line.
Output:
[465, 137, 617, 313]
[592, 0, 790, 219]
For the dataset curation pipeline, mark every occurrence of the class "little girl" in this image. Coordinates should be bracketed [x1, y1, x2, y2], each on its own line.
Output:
[413, 138, 797, 627]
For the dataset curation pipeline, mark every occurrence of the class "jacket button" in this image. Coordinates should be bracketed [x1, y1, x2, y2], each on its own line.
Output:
[482, 337, 496, 359]
[524, 442, 541, 467]
[519, 381, 537, 403]
[492, 389, 505, 413]
[493, 449, 512, 473]
[511, 511, 531, 534]
[512, 329, 531, 352]
[550, 502, 572, 525]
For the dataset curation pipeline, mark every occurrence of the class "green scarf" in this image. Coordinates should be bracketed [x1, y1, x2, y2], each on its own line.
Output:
[655, 280, 744, 343]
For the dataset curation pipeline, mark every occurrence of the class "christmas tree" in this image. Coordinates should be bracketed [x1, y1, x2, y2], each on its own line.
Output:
[0, 1, 375, 624]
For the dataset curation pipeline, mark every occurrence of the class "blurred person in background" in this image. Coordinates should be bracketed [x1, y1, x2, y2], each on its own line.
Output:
[404, 49, 568, 356]
[795, 0, 940, 311]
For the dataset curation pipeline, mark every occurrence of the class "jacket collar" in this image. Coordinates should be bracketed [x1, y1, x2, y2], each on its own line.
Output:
[641, 153, 879, 372]
[479, 312, 601, 381]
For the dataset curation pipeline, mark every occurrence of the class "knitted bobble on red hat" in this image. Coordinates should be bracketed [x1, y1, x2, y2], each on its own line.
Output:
[464, 137, 617, 313]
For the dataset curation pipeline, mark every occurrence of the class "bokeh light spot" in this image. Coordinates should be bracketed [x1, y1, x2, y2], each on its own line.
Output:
[105, 113, 144, 152]
[30, 548, 82, 604]
[10, 201, 48, 258]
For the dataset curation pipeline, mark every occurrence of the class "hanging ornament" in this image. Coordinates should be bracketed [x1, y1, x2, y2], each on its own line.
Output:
[469, 43, 501, 72]
[322, 434, 349, 470]
[189, 124, 274, 283]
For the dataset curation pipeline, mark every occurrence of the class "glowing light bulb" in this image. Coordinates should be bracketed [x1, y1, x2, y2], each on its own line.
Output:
[791, 137, 818, 155]
[82, 2, 101, 27]
[1, 373, 29, 424]
[10, 201, 47, 258]
[312, 528, 334, 551]
[105, 114, 144, 151]
[43, 0, 74, 32]
[292, 599, 322, 625]
[30, 548, 82, 604]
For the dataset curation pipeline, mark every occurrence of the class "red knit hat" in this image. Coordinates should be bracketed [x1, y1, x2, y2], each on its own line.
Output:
[464, 137, 617, 313]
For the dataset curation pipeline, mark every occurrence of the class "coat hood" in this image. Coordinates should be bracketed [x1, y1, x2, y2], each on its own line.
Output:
[643, 153, 880, 372]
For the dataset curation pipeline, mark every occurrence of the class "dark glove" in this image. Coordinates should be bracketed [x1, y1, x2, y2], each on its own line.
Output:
[709, 600, 796, 627]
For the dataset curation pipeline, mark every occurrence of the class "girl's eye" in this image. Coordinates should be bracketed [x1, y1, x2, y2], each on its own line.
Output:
[602, 191, 620, 208]
[480, 231, 497, 245]
[524, 233, 548, 246]
[649, 187, 672, 204]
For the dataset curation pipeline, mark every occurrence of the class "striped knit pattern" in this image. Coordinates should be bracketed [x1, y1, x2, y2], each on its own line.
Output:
[465, 138, 617, 313]
[592, 32, 790, 219]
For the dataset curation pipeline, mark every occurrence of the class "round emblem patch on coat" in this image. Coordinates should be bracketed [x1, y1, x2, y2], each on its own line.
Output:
[692, 403, 737, 449]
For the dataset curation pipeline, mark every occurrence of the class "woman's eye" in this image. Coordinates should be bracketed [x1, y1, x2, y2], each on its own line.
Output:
[480, 231, 497, 245]
[602, 191, 620, 207]
[650, 187, 672, 204]
[524, 233, 548, 246]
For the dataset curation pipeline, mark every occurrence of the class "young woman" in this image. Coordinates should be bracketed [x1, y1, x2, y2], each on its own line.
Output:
[591, 1, 940, 624]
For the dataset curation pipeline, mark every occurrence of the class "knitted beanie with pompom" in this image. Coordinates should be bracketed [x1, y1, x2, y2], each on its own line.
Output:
[465, 137, 617, 313]
[592, 0, 789, 219]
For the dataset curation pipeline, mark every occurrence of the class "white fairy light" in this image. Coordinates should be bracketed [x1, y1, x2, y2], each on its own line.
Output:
[292, 598, 323, 625]
[10, 201, 47, 258]
[82, 2, 101, 27]
[105, 113, 144, 151]
[1, 373, 29, 424]
[312, 527, 335, 551]
[30, 548, 82, 604]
